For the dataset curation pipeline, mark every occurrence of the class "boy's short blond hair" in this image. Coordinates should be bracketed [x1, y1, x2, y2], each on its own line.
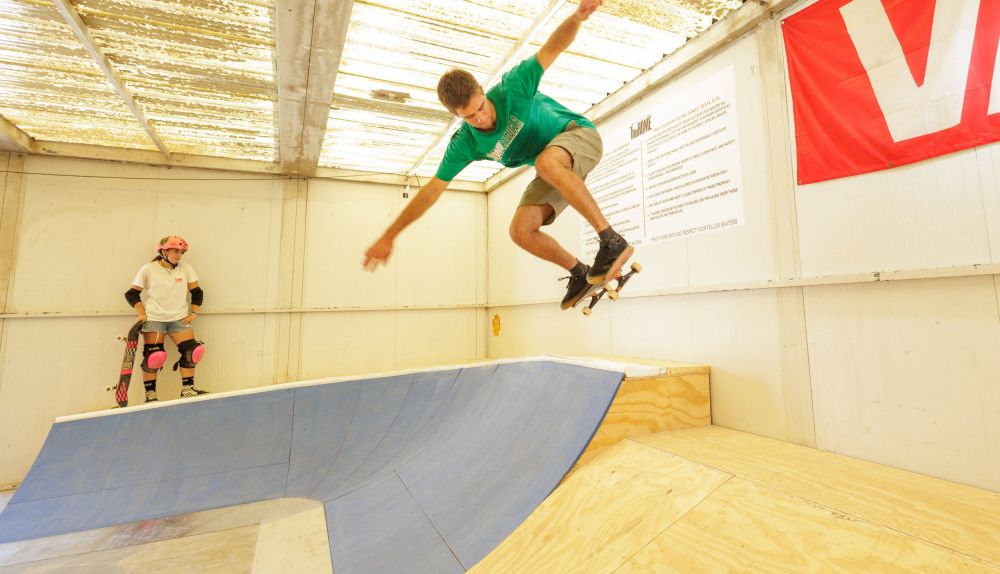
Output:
[437, 69, 482, 113]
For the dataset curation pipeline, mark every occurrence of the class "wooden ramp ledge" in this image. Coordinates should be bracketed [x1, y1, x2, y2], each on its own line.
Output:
[473, 426, 1000, 573]
[570, 356, 711, 473]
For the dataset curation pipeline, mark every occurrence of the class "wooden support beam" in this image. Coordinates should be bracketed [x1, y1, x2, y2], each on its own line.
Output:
[32, 140, 486, 190]
[0, 116, 34, 153]
[51, 0, 170, 159]
[275, 0, 354, 177]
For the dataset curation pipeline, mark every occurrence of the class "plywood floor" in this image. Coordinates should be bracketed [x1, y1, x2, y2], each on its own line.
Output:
[473, 426, 1000, 573]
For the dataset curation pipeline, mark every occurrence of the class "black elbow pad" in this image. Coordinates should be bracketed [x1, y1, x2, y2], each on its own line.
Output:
[125, 288, 142, 307]
[189, 287, 204, 306]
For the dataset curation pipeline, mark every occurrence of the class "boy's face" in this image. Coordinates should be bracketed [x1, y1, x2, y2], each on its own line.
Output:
[455, 92, 495, 131]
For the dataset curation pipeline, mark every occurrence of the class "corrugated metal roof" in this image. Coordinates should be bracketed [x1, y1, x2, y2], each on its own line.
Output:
[0, 0, 744, 182]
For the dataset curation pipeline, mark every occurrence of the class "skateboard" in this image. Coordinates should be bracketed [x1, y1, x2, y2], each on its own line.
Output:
[582, 262, 642, 316]
[108, 319, 144, 407]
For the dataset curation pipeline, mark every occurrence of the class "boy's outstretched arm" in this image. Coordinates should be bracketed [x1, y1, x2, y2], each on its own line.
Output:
[536, 0, 603, 70]
[363, 176, 449, 271]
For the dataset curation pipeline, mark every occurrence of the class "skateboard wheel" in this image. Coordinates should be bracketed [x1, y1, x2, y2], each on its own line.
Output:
[607, 288, 620, 301]
[115, 335, 125, 341]
[631, 262, 642, 273]
[582, 307, 592, 316]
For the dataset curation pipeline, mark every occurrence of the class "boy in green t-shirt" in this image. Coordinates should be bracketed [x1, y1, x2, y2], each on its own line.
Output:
[363, 0, 632, 310]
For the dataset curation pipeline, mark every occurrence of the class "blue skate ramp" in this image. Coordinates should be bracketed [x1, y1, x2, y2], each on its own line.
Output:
[0, 359, 624, 571]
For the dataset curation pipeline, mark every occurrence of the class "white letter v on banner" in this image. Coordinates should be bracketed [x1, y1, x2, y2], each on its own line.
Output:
[841, 0, 980, 142]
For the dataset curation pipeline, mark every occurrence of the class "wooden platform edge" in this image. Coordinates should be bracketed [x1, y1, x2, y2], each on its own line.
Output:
[572, 364, 712, 473]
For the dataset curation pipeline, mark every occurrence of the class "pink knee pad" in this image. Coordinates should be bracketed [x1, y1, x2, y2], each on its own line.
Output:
[147, 350, 167, 369]
[175, 339, 205, 369]
[190, 344, 205, 364]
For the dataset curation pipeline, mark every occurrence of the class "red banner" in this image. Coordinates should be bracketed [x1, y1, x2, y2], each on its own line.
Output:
[782, 0, 1000, 184]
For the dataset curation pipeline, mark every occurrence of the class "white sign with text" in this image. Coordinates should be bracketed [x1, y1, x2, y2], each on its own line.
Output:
[582, 68, 743, 257]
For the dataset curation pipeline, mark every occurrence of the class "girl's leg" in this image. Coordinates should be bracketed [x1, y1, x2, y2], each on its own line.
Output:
[170, 330, 207, 397]
[141, 331, 166, 402]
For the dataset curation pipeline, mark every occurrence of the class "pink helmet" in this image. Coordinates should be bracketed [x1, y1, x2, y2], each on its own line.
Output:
[156, 235, 189, 254]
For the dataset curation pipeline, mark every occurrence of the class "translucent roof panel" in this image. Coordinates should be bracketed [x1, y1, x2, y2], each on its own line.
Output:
[0, 0, 156, 149]
[0, 0, 276, 161]
[322, 0, 745, 182]
[0, 0, 744, 182]
[76, 0, 278, 161]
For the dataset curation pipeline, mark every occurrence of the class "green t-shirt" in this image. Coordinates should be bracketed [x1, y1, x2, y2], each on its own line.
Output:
[435, 55, 596, 182]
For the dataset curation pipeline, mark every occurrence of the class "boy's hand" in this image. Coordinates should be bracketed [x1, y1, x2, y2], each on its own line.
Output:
[576, 0, 603, 20]
[363, 236, 394, 272]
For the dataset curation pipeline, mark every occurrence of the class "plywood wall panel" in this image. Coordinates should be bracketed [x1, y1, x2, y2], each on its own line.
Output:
[488, 303, 611, 359]
[607, 295, 694, 361]
[297, 309, 483, 380]
[795, 150, 990, 276]
[10, 157, 281, 315]
[304, 182, 484, 309]
[687, 288, 792, 441]
[302, 180, 397, 309]
[394, 191, 485, 308]
[298, 311, 398, 379]
[0, 154, 25, 314]
[803, 277, 1000, 491]
[9, 168, 159, 314]
[393, 309, 482, 370]
[976, 141, 1000, 263]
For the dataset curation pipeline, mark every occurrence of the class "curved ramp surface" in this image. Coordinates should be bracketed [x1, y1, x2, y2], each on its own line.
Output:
[0, 360, 624, 572]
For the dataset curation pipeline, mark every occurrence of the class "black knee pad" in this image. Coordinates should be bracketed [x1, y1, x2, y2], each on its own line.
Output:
[141, 343, 167, 373]
[174, 339, 205, 370]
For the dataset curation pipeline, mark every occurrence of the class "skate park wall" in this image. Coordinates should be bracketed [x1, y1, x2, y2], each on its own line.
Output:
[0, 155, 488, 487]
[485, 8, 1000, 493]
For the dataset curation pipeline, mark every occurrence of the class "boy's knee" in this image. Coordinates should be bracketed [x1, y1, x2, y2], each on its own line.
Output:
[535, 147, 571, 177]
[509, 220, 528, 246]
[509, 215, 541, 246]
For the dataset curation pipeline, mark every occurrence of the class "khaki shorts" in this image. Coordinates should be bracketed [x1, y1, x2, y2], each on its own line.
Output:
[518, 123, 604, 226]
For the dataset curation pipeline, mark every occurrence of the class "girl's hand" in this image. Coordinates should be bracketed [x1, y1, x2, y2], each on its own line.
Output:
[182, 313, 197, 325]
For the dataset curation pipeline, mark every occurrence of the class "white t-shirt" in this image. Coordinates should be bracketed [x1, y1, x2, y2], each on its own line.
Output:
[131, 261, 200, 322]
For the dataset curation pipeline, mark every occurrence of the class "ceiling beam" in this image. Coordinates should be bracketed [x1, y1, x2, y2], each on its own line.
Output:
[37, 141, 280, 173]
[0, 116, 35, 153]
[407, 0, 569, 178]
[275, 0, 354, 177]
[484, 0, 802, 192]
[32, 140, 484, 191]
[51, 0, 170, 159]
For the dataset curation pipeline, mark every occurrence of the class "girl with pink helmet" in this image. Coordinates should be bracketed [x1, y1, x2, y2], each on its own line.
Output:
[123, 235, 207, 402]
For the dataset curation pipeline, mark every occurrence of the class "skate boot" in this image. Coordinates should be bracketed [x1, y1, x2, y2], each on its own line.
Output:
[587, 233, 634, 285]
[560, 265, 599, 310]
[181, 385, 209, 398]
[145, 390, 158, 403]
